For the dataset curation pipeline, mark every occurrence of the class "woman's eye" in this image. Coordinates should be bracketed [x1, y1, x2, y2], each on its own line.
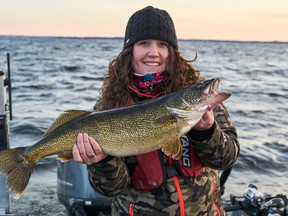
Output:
[160, 42, 168, 47]
[139, 41, 148, 45]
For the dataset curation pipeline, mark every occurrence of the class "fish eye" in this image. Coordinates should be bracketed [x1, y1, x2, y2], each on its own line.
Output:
[196, 82, 204, 89]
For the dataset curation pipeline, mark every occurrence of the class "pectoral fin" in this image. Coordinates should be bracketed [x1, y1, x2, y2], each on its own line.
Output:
[166, 106, 203, 126]
[152, 114, 177, 127]
[166, 107, 194, 118]
[161, 138, 182, 160]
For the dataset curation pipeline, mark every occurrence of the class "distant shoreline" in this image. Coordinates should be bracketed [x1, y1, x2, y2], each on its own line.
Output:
[0, 34, 287, 44]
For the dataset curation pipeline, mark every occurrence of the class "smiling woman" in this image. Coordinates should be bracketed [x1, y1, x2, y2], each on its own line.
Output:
[69, 5, 240, 216]
[1, 28, 287, 216]
[131, 40, 169, 75]
[1, 1, 287, 216]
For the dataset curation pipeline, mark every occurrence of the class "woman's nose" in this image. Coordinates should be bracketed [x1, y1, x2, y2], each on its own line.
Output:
[148, 44, 159, 56]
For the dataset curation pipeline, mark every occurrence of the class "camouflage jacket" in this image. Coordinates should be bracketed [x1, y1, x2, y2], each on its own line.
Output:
[88, 103, 240, 216]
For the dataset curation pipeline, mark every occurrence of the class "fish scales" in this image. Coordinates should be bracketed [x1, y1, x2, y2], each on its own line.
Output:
[0, 78, 231, 198]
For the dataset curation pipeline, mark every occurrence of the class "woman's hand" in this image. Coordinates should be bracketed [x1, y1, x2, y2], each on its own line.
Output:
[193, 110, 215, 131]
[72, 133, 108, 165]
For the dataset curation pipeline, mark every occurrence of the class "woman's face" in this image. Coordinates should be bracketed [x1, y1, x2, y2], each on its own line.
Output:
[131, 39, 169, 75]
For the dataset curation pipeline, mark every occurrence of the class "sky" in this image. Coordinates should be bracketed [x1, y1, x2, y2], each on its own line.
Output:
[1, 0, 288, 42]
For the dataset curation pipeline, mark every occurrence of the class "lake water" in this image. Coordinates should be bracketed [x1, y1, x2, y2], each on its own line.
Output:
[0, 36, 287, 205]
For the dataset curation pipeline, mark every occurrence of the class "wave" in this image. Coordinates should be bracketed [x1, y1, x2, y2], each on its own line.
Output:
[1, 36, 287, 197]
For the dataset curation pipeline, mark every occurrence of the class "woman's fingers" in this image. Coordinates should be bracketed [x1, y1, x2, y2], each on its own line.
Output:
[73, 133, 107, 165]
[193, 110, 215, 130]
[83, 133, 96, 159]
[89, 136, 108, 161]
[72, 144, 83, 163]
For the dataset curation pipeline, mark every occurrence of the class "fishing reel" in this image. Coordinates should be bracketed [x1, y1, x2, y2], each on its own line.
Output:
[244, 184, 265, 207]
[245, 184, 287, 216]
[225, 184, 288, 216]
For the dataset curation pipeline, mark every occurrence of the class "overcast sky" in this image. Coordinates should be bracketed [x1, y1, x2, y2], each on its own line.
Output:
[1, 0, 288, 41]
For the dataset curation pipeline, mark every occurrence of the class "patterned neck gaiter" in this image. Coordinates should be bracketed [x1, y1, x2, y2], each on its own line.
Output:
[131, 71, 170, 98]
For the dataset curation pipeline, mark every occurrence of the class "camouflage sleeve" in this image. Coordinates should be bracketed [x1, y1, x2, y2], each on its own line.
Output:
[87, 156, 131, 197]
[188, 103, 240, 169]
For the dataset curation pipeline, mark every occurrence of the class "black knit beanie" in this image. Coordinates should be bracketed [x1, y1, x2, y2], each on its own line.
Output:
[123, 6, 178, 50]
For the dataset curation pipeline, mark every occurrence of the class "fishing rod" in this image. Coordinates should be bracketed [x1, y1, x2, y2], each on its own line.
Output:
[0, 53, 12, 150]
[6, 53, 12, 121]
[0, 53, 28, 216]
[0, 53, 12, 215]
[220, 166, 233, 195]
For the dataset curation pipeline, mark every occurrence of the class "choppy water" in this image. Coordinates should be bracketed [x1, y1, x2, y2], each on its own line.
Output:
[0, 36, 287, 200]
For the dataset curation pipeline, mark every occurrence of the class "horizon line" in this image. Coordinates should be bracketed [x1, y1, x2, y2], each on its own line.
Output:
[1, 34, 287, 44]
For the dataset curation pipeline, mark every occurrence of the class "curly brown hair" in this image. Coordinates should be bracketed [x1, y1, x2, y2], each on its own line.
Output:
[95, 45, 202, 111]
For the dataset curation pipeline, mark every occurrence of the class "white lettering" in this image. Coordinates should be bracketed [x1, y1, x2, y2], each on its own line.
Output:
[183, 158, 191, 167]
[183, 148, 190, 158]
[181, 136, 190, 147]
[181, 136, 191, 167]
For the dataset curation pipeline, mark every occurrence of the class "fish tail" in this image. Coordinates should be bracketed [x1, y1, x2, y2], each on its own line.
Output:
[0, 147, 34, 199]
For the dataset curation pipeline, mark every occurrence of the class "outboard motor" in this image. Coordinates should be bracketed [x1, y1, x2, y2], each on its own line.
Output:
[57, 161, 111, 216]
[0, 54, 12, 215]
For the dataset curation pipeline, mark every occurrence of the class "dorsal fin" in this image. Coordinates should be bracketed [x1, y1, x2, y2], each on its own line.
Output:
[44, 110, 91, 136]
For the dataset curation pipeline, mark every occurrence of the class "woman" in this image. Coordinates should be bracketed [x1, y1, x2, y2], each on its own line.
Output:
[73, 6, 239, 216]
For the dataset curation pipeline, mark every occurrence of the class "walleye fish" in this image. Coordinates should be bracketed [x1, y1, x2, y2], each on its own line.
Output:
[0, 78, 230, 198]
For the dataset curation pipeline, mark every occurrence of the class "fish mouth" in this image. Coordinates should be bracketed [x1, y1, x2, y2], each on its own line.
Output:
[200, 78, 231, 111]
[203, 78, 220, 95]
